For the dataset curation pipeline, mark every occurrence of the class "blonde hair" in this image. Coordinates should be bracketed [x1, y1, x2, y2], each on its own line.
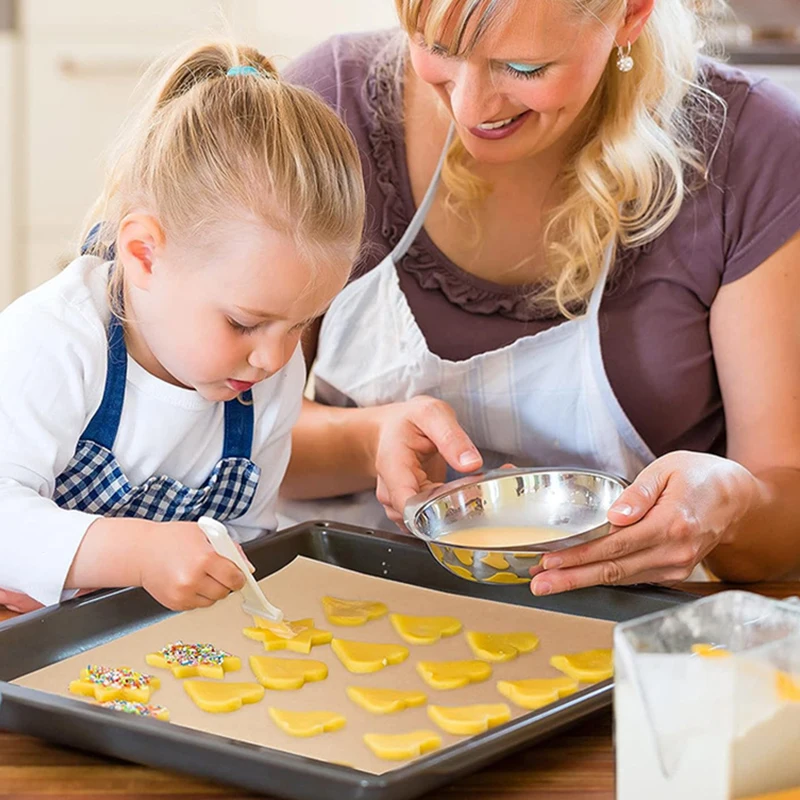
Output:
[395, 0, 726, 316]
[82, 40, 364, 306]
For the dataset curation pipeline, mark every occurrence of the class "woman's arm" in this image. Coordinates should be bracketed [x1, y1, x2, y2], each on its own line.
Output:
[703, 229, 800, 581]
[525, 230, 800, 595]
[281, 321, 483, 502]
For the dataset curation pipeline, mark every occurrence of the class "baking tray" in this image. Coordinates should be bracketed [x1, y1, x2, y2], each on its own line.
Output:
[0, 521, 695, 800]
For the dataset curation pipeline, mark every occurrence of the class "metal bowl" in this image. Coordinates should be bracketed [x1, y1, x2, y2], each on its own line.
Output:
[403, 468, 627, 585]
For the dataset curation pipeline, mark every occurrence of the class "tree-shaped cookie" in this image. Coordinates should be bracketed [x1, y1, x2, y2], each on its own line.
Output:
[69, 665, 160, 703]
[243, 618, 332, 654]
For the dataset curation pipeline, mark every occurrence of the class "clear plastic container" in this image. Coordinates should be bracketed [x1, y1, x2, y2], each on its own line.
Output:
[615, 591, 800, 800]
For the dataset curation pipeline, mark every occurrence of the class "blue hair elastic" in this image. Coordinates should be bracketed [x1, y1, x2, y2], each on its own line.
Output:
[226, 65, 261, 77]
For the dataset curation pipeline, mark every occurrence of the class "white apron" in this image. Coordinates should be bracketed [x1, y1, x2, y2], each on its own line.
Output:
[278, 128, 657, 531]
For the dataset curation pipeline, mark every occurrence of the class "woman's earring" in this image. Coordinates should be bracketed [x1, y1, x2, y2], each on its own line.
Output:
[616, 41, 634, 73]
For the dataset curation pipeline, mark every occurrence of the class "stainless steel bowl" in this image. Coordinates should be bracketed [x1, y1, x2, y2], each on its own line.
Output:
[403, 468, 627, 585]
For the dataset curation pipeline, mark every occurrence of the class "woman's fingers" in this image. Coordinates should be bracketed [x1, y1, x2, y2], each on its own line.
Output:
[607, 460, 670, 526]
[407, 397, 482, 474]
[531, 545, 695, 595]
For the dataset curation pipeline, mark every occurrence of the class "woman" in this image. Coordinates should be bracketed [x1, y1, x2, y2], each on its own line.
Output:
[280, 0, 800, 595]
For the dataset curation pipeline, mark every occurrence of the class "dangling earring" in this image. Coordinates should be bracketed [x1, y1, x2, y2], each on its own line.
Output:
[616, 41, 634, 73]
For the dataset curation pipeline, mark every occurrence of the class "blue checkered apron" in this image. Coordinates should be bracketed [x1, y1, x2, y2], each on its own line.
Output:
[53, 311, 261, 522]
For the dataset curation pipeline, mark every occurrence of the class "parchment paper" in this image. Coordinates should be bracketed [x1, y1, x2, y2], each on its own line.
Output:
[13, 556, 613, 774]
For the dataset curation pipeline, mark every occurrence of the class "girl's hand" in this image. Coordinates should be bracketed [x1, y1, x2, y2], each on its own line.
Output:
[372, 396, 482, 525]
[138, 521, 250, 610]
[530, 452, 760, 595]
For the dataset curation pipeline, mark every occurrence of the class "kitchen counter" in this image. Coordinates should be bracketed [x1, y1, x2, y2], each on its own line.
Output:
[1, 581, 798, 799]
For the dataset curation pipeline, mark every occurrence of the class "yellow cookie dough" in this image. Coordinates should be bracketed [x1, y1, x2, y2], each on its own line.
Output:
[345, 686, 427, 715]
[550, 649, 613, 683]
[691, 643, 732, 659]
[249, 655, 328, 690]
[427, 703, 511, 735]
[69, 665, 160, 704]
[447, 565, 477, 582]
[145, 642, 240, 679]
[321, 596, 388, 626]
[416, 659, 492, 690]
[331, 639, 409, 673]
[497, 677, 579, 710]
[363, 730, 442, 761]
[389, 613, 462, 645]
[777, 671, 800, 703]
[268, 708, 346, 737]
[481, 553, 510, 570]
[453, 548, 474, 566]
[485, 572, 530, 584]
[183, 680, 264, 713]
[250, 616, 297, 639]
[466, 631, 540, 662]
[243, 618, 332, 654]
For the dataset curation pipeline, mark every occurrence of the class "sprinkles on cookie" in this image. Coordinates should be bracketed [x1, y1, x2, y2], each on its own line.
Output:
[145, 640, 241, 679]
[69, 665, 160, 703]
[100, 699, 170, 721]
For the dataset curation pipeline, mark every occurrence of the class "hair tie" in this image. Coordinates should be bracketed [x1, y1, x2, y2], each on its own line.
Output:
[226, 65, 262, 78]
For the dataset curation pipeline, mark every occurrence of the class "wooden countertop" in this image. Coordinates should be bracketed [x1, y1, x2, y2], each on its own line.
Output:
[2, 581, 798, 799]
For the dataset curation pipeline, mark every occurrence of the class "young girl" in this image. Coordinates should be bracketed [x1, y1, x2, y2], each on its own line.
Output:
[0, 41, 364, 613]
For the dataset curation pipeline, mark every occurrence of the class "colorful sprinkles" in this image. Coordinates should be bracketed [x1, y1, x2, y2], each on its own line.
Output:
[100, 699, 168, 719]
[158, 641, 231, 667]
[84, 665, 156, 689]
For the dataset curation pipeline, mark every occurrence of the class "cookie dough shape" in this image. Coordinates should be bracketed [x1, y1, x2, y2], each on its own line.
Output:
[389, 613, 462, 645]
[427, 703, 511, 735]
[485, 572, 530, 584]
[550, 649, 613, 683]
[364, 730, 442, 761]
[243, 618, 332, 654]
[146, 642, 240, 679]
[497, 677, 579, 710]
[183, 680, 264, 713]
[100, 700, 170, 721]
[481, 553, 510, 570]
[453, 549, 474, 566]
[322, 596, 388, 626]
[466, 631, 540, 662]
[249, 655, 328, 690]
[331, 639, 409, 674]
[447, 565, 477, 582]
[417, 659, 492, 690]
[345, 686, 427, 715]
[69, 666, 160, 703]
[268, 708, 346, 737]
[691, 643, 731, 659]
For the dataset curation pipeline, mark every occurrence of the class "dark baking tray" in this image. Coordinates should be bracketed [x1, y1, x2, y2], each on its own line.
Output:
[0, 521, 695, 800]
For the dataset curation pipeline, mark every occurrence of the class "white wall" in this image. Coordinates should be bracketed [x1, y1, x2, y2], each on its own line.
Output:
[1, 0, 399, 308]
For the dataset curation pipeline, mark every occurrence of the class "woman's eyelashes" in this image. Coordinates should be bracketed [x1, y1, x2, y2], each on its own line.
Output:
[502, 62, 547, 80]
[417, 39, 548, 81]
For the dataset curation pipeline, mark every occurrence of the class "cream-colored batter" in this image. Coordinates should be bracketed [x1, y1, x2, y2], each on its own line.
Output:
[439, 526, 571, 548]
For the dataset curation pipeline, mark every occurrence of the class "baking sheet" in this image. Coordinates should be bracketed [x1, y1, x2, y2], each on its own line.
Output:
[12, 555, 613, 775]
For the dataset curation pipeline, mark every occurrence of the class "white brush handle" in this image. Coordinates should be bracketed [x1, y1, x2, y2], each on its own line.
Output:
[197, 516, 284, 622]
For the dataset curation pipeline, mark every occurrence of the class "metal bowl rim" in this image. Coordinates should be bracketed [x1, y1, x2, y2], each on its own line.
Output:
[405, 467, 628, 553]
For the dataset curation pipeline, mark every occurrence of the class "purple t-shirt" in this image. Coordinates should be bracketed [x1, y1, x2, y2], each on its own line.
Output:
[285, 31, 800, 458]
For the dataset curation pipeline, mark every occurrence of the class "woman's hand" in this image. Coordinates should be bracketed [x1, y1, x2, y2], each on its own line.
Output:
[138, 522, 251, 611]
[529, 451, 761, 595]
[372, 396, 482, 524]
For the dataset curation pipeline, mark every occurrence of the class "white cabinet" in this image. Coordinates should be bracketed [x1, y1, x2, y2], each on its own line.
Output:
[0, 31, 14, 310]
[11, 0, 398, 300]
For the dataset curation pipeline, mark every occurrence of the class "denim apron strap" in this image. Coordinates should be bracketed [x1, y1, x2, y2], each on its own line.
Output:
[81, 313, 127, 449]
[222, 392, 254, 459]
